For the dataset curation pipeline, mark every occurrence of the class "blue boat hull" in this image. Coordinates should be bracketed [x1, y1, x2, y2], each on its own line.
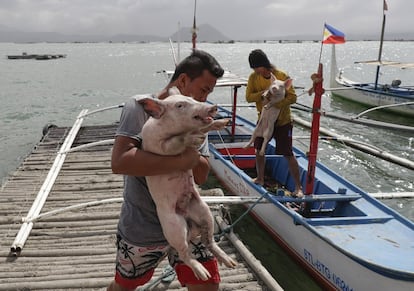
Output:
[208, 107, 414, 290]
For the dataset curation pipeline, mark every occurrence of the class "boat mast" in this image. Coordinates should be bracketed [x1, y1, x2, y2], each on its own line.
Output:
[329, 45, 338, 88]
[192, 0, 197, 50]
[305, 64, 324, 195]
[374, 1, 387, 89]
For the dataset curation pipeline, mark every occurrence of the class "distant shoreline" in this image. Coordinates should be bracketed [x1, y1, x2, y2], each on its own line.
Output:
[1, 39, 414, 44]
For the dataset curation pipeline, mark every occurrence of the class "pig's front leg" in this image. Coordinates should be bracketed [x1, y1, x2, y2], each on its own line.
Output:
[200, 119, 229, 134]
[160, 135, 189, 154]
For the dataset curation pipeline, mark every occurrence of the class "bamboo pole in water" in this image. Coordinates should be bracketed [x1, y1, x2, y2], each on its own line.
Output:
[293, 115, 414, 171]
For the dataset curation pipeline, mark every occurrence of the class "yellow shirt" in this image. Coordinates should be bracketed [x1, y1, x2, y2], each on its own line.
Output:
[245, 68, 296, 126]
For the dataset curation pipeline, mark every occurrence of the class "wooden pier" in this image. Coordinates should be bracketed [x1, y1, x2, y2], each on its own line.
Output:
[0, 122, 282, 290]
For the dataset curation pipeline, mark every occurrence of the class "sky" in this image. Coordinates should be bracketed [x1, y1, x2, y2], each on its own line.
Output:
[0, 0, 412, 40]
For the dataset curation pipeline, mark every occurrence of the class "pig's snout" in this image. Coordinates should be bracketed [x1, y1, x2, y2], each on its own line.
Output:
[193, 105, 217, 124]
[208, 105, 218, 117]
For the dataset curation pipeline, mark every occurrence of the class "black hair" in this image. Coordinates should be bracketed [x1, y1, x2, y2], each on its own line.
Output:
[170, 49, 224, 82]
[248, 49, 272, 69]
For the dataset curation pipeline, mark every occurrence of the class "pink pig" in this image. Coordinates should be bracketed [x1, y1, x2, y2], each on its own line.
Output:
[245, 74, 293, 155]
[138, 94, 236, 281]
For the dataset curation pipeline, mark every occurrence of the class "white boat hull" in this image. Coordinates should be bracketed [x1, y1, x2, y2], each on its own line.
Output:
[331, 76, 414, 116]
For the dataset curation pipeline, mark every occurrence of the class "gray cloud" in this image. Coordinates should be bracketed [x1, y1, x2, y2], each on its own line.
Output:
[0, 0, 412, 39]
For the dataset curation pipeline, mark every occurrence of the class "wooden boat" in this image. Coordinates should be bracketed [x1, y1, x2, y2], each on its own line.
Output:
[328, 6, 414, 117]
[7, 52, 37, 59]
[206, 70, 414, 290]
[34, 54, 66, 60]
[329, 45, 414, 117]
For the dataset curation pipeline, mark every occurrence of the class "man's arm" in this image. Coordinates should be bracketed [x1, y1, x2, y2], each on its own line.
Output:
[111, 135, 201, 177]
[246, 74, 265, 103]
[192, 155, 210, 185]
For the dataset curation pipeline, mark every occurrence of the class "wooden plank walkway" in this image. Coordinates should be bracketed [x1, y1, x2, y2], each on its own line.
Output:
[0, 123, 282, 290]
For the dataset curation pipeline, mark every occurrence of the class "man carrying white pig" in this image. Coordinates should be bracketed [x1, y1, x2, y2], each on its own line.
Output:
[107, 50, 225, 291]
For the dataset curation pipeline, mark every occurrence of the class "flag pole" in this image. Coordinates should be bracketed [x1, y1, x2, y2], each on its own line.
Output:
[318, 23, 326, 63]
[374, 0, 387, 89]
[192, 0, 197, 50]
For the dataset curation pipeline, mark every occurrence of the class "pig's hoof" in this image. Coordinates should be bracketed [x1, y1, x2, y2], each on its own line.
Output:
[190, 262, 211, 281]
[220, 255, 237, 268]
[211, 246, 237, 268]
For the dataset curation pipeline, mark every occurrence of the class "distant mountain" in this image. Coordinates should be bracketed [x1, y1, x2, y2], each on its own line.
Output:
[170, 24, 231, 43]
[0, 23, 231, 43]
[0, 23, 412, 43]
[0, 30, 165, 43]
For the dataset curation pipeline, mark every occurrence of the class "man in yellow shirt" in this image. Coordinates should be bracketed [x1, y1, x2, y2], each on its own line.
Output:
[246, 49, 303, 197]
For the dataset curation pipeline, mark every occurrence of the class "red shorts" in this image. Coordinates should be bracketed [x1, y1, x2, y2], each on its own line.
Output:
[114, 235, 220, 289]
[273, 122, 294, 156]
[175, 259, 220, 286]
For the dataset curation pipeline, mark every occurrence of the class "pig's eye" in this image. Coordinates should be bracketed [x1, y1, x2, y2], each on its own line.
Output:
[176, 102, 185, 109]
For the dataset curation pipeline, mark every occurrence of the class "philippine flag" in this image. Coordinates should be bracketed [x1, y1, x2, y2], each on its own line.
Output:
[322, 23, 345, 44]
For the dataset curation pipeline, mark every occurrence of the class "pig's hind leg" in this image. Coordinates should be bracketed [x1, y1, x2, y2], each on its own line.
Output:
[187, 199, 237, 268]
[157, 205, 211, 281]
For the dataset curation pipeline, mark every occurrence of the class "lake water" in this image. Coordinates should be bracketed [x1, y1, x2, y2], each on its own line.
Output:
[1, 41, 412, 220]
[1, 41, 413, 290]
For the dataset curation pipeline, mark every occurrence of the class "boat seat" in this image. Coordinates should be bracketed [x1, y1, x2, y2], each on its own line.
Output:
[213, 142, 251, 149]
[224, 154, 286, 160]
[223, 154, 301, 160]
[270, 193, 362, 203]
[307, 215, 394, 226]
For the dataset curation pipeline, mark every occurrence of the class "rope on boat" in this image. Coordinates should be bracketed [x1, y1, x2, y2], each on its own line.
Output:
[211, 129, 272, 239]
[214, 191, 271, 240]
[138, 265, 176, 291]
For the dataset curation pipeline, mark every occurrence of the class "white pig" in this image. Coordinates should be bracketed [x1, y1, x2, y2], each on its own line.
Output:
[245, 74, 293, 155]
[138, 94, 236, 281]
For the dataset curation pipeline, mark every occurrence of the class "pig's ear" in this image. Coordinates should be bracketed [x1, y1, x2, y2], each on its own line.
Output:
[168, 86, 181, 95]
[137, 98, 165, 119]
[284, 79, 293, 90]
